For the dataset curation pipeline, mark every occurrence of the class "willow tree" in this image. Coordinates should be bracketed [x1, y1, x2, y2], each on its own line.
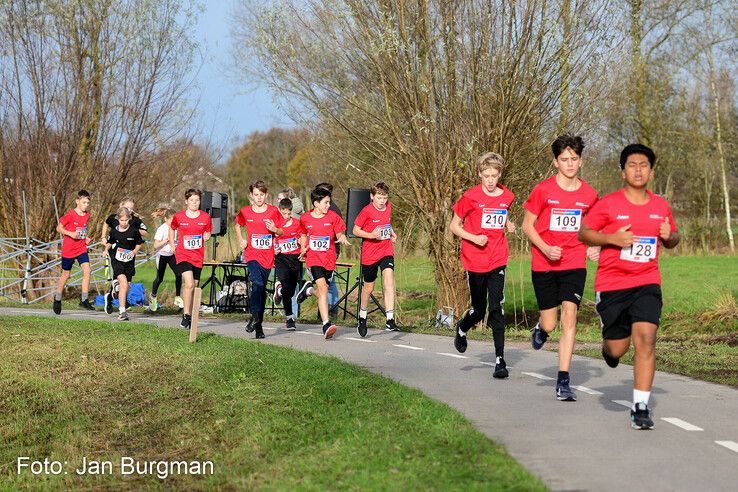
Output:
[233, 0, 618, 311]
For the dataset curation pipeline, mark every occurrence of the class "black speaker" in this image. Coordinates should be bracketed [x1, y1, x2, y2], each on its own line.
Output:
[346, 188, 371, 238]
[200, 191, 229, 236]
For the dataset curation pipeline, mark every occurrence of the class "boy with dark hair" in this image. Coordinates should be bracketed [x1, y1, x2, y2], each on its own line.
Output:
[272, 198, 303, 330]
[522, 134, 599, 401]
[235, 180, 284, 338]
[352, 181, 399, 336]
[579, 143, 679, 429]
[296, 185, 351, 339]
[315, 182, 342, 312]
[54, 189, 94, 314]
[104, 207, 144, 321]
[450, 152, 516, 378]
[169, 188, 212, 330]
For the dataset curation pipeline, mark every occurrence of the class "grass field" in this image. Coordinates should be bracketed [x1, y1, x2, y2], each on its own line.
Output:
[0, 315, 545, 491]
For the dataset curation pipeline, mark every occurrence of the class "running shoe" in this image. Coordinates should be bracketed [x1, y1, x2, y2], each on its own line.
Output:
[149, 296, 158, 312]
[273, 282, 283, 305]
[180, 314, 191, 329]
[174, 296, 184, 309]
[493, 357, 509, 379]
[53, 298, 62, 315]
[296, 281, 312, 304]
[285, 318, 296, 331]
[118, 311, 129, 321]
[602, 346, 620, 368]
[357, 317, 368, 337]
[104, 293, 113, 315]
[79, 299, 95, 311]
[245, 316, 257, 333]
[323, 323, 337, 340]
[454, 323, 468, 353]
[255, 323, 265, 339]
[630, 402, 654, 430]
[556, 381, 577, 401]
[385, 319, 400, 332]
[531, 324, 549, 350]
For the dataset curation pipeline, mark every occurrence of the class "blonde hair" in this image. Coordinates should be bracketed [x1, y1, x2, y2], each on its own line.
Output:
[477, 152, 505, 174]
[116, 207, 132, 219]
[151, 207, 176, 220]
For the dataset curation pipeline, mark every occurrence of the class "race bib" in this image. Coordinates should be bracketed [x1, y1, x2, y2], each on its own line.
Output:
[549, 209, 582, 232]
[378, 224, 392, 241]
[309, 235, 330, 252]
[620, 236, 657, 263]
[278, 237, 299, 253]
[76, 227, 87, 239]
[251, 234, 273, 250]
[183, 234, 202, 250]
[115, 247, 134, 262]
[481, 209, 507, 229]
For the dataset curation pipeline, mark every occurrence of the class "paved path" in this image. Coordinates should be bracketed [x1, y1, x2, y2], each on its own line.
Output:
[3, 307, 737, 491]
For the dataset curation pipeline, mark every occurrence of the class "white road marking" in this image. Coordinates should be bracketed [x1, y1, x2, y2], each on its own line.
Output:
[436, 352, 467, 359]
[69, 313, 100, 318]
[346, 337, 377, 343]
[573, 385, 604, 396]
[715, 441, 738, 453]
[394, 344, 424, 351]
[263, 326, 276, 330]
[661, 418, 703, 431]
[522, 372, 555, 381]
[480, 362, 514, 369]
[612, 400, 632, 408]
[297, 330, 323, 336]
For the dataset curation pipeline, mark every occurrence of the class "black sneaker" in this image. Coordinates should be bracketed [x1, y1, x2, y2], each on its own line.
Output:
[385, 319, 400, 332]
[245, 315, 257, 333]
[285, 318, 296, 331]
[556, 380, 577, 401]
[630, 402, 654, 430]
[602, 346, 620, 368]
[79, 300, 95, 311]
[255, 323, 265, 339]
[104, 293, 113, 315]
[53, 298, 62, 315]
[296, 281, 312, 304]
[493, 358, 509, 379]
[454, 324, 468, 353]
[323, 322, 337, 340]
[531, 325, 548, 350]
[357, 317, 368, 337]
[180, 314, 191, 329]
[273, 282, 283, 305]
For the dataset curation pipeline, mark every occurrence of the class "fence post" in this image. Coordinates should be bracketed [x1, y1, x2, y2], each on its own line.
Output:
[21, 190, 31, 304]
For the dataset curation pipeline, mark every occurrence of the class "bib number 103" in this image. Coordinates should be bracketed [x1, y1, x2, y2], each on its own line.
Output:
[620, 236, 657, 263]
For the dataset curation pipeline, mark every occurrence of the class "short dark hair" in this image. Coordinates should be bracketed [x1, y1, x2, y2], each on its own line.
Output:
[620, 144, 656, 169]
[552, 134, 585, 158]
[371, 181, 390, 196]
[185, 188, 202, 200]
[315, 182, 333, 193]
[250, 180, 268, 194]
[311, 185, 331, 206]
[77, 189, 91, 199]
[278, 198, 293, 211]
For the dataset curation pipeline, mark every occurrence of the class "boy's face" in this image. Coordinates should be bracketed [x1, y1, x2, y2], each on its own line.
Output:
[314, 196, 331, 214]
[371, 192, 388, 209]
[186, 194, 200, 211]
[76, 197, 90, 212]
[251, 189, 267, 207]
[479, 167, 501, 193]
[118, 215, 130, 228]
[279, 207, 292, 221]
[553, 147, 582, 178]
[621, 153, 653, 189]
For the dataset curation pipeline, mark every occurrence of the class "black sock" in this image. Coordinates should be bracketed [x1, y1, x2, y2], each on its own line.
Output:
[557, 371, 569, 383]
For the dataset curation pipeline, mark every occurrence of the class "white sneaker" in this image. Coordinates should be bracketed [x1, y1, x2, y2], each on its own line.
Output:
[174, 296, 184, 309]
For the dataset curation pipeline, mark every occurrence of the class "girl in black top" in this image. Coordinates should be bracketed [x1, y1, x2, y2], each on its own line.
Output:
[104, 207, 144, 320]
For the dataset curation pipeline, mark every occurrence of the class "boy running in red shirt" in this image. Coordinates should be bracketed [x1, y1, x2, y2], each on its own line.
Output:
[450, 152, 516, 378]
[522, 134, 599, 401]
[235, 180, 284, 339]
[296, 185, 351, 339]
[352, 181, 399, 336]
[169, 189, 212, 330]
[272, 198, 303, 331]
[579, 143, 679, 429]
[54, 189, 94, 314]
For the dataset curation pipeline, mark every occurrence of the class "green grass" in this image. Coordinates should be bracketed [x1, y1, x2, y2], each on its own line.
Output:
[0, 315, 545, 491]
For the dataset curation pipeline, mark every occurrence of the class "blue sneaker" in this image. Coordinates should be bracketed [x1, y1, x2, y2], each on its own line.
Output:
[531, 325, 548, 350]
[556, 380, 577, 401]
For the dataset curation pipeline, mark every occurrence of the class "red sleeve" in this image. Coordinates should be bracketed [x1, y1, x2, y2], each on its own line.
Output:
[235, 208, 246, 227]
[59, 211, 72, 228]
[298, 215, 307, 236]
[583, 198, 610, 231]
[205, 215, 213, 233]
[452, 195, 471, 219]
[334, 212, 347, 234]
[170, 213, 180, 230]
[523, 184, 543, 215]
[354, 208, 369, 231]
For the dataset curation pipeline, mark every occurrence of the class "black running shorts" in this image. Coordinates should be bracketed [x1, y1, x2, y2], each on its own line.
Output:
[176, 261, 203, 281]
[361, 255, 394, 283]
[596, 284, 662, 340]
[531, 268, 587, 310]
[309, 266, 334, 283]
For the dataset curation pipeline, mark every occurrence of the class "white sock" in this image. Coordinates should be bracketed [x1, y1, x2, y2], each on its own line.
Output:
[287, 314, 295, 320]
[386, 310, 394, 320]
[632, 389, 651, 410]
[306, 286, 313, 296]
[458, 327, 467, 337]
[496, 356, 502, 364]
[119, 307, 125, 314]
[322, 319, 330, 326]
[359, 308, 368, 319]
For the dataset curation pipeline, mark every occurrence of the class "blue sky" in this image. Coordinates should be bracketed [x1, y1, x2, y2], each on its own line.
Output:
[191, 2, 292, 156]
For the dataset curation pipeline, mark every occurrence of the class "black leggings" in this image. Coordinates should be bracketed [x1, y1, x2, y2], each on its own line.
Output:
[275, 254, 302, 317]
[152, 255, 182, 296]
[458, 266, 507, 357]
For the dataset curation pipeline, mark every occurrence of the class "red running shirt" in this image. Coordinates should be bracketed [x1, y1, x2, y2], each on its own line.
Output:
[354, 202, 394, 265]
[299, 210, 346, 270]
[235, 204, 285, 269]
[276, 218, 302, 256]
[59, 209, 90, 258]
[452, 184, 515, 273]
[171, 210, 212, 268]
[583, 189, 677, 292]
[523, 176, 598, 271]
